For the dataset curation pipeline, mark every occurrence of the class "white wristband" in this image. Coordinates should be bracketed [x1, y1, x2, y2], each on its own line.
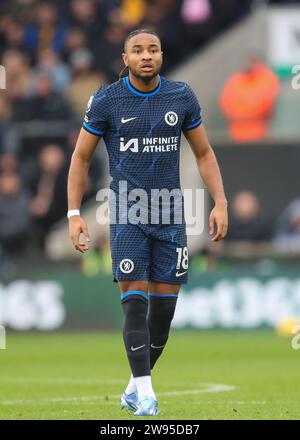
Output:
[67, 209, 80, 219]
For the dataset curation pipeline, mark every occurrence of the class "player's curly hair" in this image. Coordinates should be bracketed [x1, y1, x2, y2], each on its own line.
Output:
[119, 28, 161, 79]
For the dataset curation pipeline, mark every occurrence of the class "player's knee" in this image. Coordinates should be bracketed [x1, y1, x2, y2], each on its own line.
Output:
[122, 291, 147, 312]
[148, 294, 178, 352]
[121, 295, 148, 331]
[119, 280, 149, 294]
[148, 294, 178, 324]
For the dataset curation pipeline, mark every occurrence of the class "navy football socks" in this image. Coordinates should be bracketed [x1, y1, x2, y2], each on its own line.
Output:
[121, 291, 150, 377]
[147, 293, 178, 370]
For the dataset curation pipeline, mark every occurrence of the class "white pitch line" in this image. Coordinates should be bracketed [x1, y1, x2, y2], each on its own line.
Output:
[0, 383, 236, 406]
[160, 384, 236, 395]
[189, 400, 268, 405]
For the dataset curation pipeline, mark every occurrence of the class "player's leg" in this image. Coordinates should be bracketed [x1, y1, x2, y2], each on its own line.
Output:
[119, 280, 152, 389]
[110, 223, 157, 413]
[149, 228, 188, 370]
[148, 281, 180, 370]
[120, 282, 148, 392]
[119, 279, 159, 415]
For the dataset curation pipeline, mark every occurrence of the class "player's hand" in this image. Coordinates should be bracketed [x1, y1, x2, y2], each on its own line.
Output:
[209, 200, 228, 242]
[69, 216, 91, 253]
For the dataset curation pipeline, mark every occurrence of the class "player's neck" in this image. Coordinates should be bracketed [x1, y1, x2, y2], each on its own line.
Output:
[128, 73, 160, 93]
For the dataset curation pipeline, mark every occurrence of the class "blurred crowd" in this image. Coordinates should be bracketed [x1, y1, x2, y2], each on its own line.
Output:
[190, 190, 300, 274]
[0, 0, 297, 262]
[218, 190, 300, 253]
[0, 0, 256, 257]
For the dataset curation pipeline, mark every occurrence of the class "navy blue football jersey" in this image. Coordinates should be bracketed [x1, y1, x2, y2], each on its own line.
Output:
[82, 75, 202, 283]
[83, 74, 202, 200]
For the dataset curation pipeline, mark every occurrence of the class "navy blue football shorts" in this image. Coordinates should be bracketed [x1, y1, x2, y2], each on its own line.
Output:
[110, 222, 189, 284]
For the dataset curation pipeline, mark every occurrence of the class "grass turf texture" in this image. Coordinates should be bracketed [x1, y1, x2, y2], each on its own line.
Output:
[0, 330, 299, 420]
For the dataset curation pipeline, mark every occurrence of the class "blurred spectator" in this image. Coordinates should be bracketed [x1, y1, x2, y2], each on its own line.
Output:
[15, 71, 72, 121]
[0, 151, 30, 184]
[35, 48, 71, 93]
[93, 23, 127, 82]
[273, 199, 300, 252]
[0, 172, 31, 254]
[181, 0, 215, 52]
[69, 0, 104, 49]
[0, 94, 12, 123]
[66, 48, 106, 116]
[23, 1, 68, 59]
[219, 55, 281, 142]
[227, 191, 271, 241]
[0, 152, 19, 174]
[119, 0, 148, 27]
[182, 0, 211, 23]
[0, 18, 28, 59]
[29, 144, 68, 248]
[2, 49, 31, 101]
[0, 94, 21, 154]
[63, 27, 88, 61]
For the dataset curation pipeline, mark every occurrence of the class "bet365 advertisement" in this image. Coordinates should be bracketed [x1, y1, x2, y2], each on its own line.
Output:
[1, 263, 300, 331]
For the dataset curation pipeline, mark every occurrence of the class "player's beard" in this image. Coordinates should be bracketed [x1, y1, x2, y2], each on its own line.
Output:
[130, 64, 162, 84]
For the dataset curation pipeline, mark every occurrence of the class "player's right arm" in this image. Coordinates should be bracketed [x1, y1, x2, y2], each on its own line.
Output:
[67, 128, 100, 253]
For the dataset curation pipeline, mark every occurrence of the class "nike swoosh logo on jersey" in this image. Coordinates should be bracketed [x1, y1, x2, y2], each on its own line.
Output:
[150, 343, 165, 349]
[176, 270, 188, 277]
[121, 117, 137, 123]
[131, 344, 146, 351]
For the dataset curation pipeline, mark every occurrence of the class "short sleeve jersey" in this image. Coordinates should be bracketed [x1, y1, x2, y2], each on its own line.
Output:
[83, 75, 202, 197]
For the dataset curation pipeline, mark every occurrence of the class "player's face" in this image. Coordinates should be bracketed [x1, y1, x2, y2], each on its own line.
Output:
[123, 33, 163, 82]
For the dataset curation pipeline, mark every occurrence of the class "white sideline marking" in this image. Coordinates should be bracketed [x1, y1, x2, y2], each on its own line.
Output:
[0, 382, 235, 406]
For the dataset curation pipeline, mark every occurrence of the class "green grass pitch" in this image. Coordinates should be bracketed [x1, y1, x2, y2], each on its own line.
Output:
[0, 330, 299, 420]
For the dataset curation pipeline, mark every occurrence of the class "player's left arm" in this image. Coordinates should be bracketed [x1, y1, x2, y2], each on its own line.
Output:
[184, 124, 228, 241]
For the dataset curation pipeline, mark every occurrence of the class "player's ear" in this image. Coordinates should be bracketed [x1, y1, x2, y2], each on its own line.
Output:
[122, 52, 128, 67]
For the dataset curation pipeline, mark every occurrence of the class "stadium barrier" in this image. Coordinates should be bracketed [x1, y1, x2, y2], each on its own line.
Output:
[1, 261, 300, 331]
